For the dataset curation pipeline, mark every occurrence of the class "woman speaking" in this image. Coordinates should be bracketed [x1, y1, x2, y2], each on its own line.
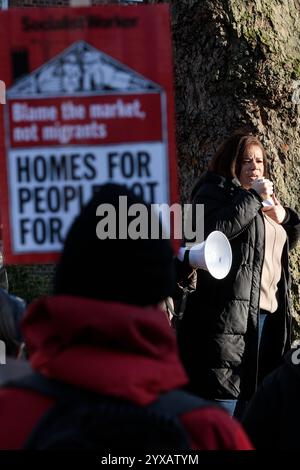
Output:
[177, 131, 300, 419]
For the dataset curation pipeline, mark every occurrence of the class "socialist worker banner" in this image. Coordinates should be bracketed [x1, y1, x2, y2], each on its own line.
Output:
[0, 5, 178, 263]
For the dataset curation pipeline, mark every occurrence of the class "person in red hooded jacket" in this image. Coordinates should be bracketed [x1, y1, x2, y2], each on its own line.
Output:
[0, 184, 252, 450]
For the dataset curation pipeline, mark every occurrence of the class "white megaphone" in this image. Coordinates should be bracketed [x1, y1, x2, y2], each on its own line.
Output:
[178, 231, 232, 280]
[262, 198, 274, 207]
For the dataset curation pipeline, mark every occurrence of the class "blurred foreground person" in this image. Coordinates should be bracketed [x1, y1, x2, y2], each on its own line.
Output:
[242, 347, 300, 450]
[0, 184, 252, 450]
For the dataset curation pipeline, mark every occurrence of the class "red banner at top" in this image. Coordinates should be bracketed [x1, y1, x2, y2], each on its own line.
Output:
[8, 94, 163, 148]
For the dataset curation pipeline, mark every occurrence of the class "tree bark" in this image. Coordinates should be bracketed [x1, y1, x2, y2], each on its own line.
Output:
[150, 0, 300, 329]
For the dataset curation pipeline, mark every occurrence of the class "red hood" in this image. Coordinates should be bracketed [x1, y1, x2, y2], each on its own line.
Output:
[21, 296, 188, 405]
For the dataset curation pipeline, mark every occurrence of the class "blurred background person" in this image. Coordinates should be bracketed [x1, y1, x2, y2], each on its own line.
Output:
[0, 184, 252, 450]
[0, 227, 8, 291]
[0, 288, 30, 385]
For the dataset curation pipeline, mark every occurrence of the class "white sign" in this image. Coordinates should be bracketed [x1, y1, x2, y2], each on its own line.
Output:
[9, 142, 167, 253]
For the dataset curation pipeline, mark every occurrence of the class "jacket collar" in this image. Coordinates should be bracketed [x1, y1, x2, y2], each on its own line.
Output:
[22, 296, 188, 405]
[191, 170, 241, 199]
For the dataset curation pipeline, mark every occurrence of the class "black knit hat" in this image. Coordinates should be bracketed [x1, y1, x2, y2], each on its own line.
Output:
[54, 184, 175, 306]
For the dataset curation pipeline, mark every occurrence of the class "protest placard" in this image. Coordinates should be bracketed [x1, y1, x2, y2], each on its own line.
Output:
[0, 5, 178, 263]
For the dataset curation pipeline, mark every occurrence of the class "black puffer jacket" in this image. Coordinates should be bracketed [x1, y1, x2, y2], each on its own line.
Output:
[177, 171, 300, 401]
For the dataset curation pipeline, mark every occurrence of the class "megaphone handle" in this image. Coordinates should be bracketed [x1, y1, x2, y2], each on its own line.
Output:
[178, 246, 191, 265]
[183, 249, 190, 265]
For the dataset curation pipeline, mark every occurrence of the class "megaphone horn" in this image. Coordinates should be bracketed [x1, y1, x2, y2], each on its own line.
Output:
[179, 231, 232, 280]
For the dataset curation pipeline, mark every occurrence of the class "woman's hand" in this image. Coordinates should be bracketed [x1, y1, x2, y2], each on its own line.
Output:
[262, 194, 286, 224]
[251, 178, 273, 200]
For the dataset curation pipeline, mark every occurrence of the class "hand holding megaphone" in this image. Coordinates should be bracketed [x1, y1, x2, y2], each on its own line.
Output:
[261, 193, 287, 223]
[251, 177, 274, 203]
[178, 231, 232, 280]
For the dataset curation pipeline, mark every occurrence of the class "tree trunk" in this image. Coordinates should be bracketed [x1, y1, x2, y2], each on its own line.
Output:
[150, 0, 300, 330]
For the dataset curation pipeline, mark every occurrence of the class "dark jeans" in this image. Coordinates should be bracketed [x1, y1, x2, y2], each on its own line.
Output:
[215, 313, 268, 420]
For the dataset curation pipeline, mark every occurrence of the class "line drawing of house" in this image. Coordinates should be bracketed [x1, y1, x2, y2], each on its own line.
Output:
[7, 40, 162, 98]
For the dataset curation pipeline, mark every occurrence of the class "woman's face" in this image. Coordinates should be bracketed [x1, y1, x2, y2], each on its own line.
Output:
[238, 144, 265, 189]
